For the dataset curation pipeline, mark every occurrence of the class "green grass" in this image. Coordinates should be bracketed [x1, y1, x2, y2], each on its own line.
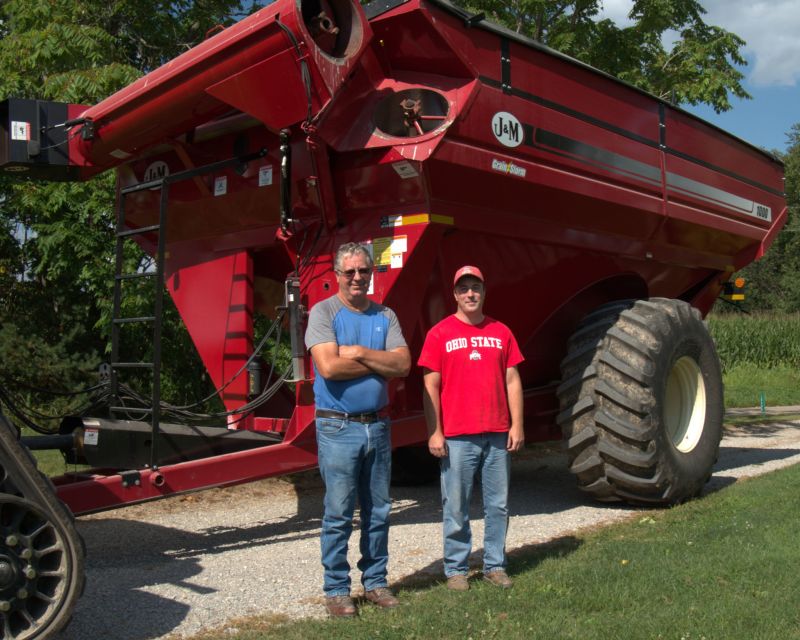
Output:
[18, 427, 88, 478]
[31, 448, 73, 477]
[722, 362, 800, 408]
[190, 463, 800, 640]
[707, 311, 800, 408]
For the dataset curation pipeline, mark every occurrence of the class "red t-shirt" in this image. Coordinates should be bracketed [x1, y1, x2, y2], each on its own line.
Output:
[418, 314, 524, 437]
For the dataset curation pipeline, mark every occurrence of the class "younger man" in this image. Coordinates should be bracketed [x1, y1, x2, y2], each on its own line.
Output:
[418, 265, 524, 590]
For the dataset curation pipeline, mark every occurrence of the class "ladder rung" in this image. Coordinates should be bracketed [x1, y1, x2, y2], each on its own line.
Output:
[113, 316, 155, 324]
[111, 362, 154, 369]
[116, 272, 157, 281]
[118, 224, 160, 238]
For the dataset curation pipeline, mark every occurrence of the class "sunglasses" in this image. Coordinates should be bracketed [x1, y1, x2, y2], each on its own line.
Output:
[456, 283, 483, 293]
[337, 267, 373, 279]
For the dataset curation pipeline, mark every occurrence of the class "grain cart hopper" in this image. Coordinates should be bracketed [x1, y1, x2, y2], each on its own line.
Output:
[0, 0, 787, 636]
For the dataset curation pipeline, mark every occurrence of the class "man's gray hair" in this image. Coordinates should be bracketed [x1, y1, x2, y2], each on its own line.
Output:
[334, 242, 374, 272]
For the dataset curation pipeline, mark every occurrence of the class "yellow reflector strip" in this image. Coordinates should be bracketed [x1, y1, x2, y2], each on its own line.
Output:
[732, 294, 745, 301]
[381, 213, 455, 228]
[400, 214, 431, 225]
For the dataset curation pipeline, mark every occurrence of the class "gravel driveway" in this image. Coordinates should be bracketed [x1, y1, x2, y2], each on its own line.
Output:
[55, 417, 800, 640]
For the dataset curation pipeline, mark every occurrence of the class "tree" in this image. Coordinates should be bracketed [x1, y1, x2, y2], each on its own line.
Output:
[0, 0, 760, 422]
[465, 0, 749, 112]
[715, 124, 800, 314]
[779, 125, 800, 311]
[0, 0, 256, 424]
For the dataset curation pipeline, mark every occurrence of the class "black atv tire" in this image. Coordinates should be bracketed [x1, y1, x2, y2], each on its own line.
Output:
[0, 414, 85, 640]
[556, 298, 723, 505]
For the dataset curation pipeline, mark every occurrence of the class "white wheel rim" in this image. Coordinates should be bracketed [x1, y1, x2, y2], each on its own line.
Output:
[664, 356, 707, 453]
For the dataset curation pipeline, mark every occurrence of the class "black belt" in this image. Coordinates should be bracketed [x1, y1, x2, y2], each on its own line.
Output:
[315, 409, 385, 424]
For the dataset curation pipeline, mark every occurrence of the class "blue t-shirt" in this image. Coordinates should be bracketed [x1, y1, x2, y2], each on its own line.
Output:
[304, 295, 407, 413]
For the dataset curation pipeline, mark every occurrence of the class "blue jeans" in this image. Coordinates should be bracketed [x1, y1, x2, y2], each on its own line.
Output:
[316, 417, 392, 596]
[441, 432, 510, 577]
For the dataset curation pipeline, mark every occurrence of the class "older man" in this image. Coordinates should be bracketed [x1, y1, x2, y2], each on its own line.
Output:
[305, 242, 411, 617]
[418, 265, 524, 591]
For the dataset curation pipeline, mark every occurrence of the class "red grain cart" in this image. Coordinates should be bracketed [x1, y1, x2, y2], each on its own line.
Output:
[0, 0, 786, 636]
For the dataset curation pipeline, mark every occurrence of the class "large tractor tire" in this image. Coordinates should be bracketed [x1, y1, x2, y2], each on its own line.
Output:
[556, 298, 723, 505]
[0, 414, 85, 640]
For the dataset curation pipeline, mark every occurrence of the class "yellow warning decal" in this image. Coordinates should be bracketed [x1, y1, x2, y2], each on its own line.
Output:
[373, 235, 408, 267]
[380, 213, 454, 228]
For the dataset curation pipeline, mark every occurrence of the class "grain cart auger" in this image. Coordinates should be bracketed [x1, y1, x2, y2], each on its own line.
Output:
[0, 0, 788, 635]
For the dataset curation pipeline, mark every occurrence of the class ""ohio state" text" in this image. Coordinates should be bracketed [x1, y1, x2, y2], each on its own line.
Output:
[445, 336, 504, 352]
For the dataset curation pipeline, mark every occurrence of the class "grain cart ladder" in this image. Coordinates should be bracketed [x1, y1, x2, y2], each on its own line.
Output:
[106, 149, 268, 469]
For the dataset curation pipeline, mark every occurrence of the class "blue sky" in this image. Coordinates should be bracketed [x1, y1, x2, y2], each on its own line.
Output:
[598, 0, 800, 154]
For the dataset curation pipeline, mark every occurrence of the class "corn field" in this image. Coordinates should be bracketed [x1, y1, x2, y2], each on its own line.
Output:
[708, 313, 800, 373]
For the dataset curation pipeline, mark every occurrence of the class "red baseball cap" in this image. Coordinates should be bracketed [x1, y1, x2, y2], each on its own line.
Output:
[453, 265, 485, 286]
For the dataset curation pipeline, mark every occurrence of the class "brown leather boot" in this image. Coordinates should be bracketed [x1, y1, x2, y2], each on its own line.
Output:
[483, 570, 513, 589]
[365, 587, 399, 608]
[325, 595, 357, 617]
[446, 574, 470, 591]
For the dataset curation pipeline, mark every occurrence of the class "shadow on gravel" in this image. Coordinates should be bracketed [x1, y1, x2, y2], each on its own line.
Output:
[390, 535, 584, 593]
[714, 445, 800, 473]
[723, 421, 800, 437]
[57, 495, 328, 639]
[57, 519, 198, 640]
[389, 454, 629, 526]
[55, 427, 799, 640]
[55, 456, 607, 639]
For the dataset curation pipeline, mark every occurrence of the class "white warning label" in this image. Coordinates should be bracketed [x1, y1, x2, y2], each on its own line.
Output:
[11, 121, 30, 141]
[214, 176, 228, 196]
[258, 165, 273, 187]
